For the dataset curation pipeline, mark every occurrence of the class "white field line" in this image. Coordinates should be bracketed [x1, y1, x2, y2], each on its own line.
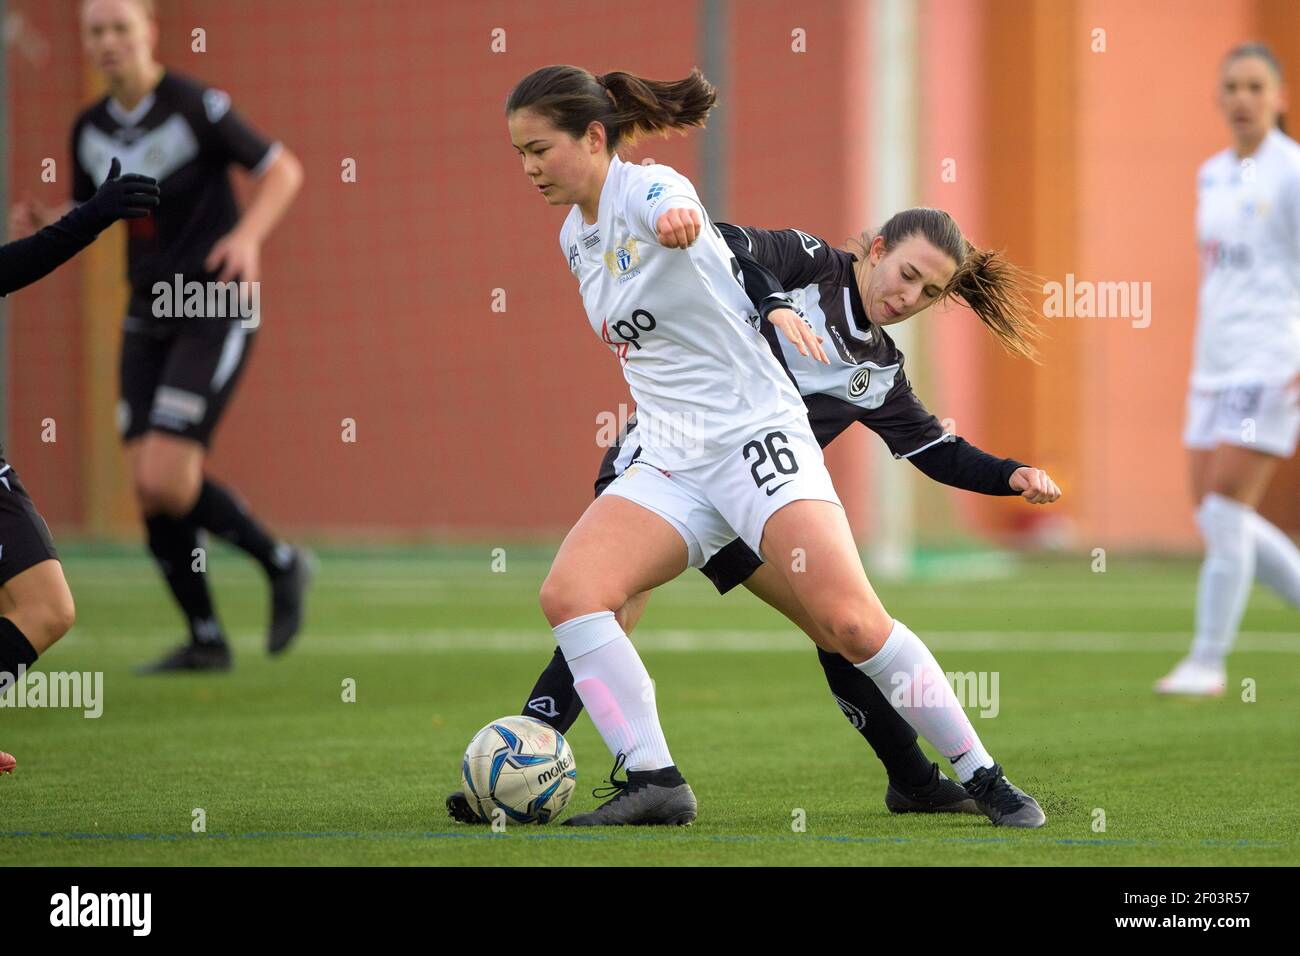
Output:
[56, 629, 1300, 654]
[69, 575, 1214, 593]
[70, 579, 1296, 612]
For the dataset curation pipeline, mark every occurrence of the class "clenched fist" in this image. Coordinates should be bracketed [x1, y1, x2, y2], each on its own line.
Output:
[1009, 466, 1061, 504]
[655, 207, 701, 249]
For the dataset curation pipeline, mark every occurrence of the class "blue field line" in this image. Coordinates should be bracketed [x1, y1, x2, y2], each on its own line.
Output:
[0, 829, 1288, 851]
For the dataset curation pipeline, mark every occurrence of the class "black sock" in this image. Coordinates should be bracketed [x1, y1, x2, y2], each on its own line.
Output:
[629, 765, 685, 787]
[0, 617, 39, 692]
[520, 647, 585, 733]
[817, 647, 934, 788]
[186, 478, 292, 578]
[146, 514, 225, 646]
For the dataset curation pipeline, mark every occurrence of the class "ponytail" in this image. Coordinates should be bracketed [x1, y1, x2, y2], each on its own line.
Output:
[949, 243, 1044, 362]
[598, 69, 717, 147]
[506, 65, 716, 152]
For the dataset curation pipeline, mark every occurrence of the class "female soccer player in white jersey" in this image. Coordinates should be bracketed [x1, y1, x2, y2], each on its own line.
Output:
[10, 0, 309, 673]
[507, 65, 1047, 827]
[1158, 43, 1300, 696]
[447, 211, 1060, 825]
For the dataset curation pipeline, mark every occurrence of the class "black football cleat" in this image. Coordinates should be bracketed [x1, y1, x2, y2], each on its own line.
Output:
[885, 763, 981, 814]
[562, 754, 697, 827]
[446, 790, 484, 825]
[963, 763, 1047, 828]
[135, 642, 232, 675]
[268, 547, 314, 655]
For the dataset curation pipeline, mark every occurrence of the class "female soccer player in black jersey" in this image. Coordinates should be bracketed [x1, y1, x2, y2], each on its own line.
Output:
[1, 158, 160, 773]
[11, 0, 308, 673]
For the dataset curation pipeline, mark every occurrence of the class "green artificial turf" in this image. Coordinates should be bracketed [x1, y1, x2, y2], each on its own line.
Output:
[1, 545, 1296, 866]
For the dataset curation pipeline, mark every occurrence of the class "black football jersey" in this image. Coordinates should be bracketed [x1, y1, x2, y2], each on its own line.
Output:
[71, 71, 277, 321]
[721, 223, 1025, 496]
[722, 223, 947, 457]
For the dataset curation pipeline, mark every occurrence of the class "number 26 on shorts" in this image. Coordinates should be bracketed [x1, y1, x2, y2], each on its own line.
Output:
[743, 431, 800, 494]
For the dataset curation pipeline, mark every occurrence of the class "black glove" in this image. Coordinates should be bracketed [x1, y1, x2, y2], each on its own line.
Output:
[78, 157, 160, 231]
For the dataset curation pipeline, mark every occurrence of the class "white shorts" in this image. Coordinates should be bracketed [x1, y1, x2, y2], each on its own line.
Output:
[601, 419, 842, 567]
[1182, 380, 1300, 458]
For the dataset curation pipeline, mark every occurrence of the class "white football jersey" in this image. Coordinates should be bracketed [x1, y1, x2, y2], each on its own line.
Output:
[1193, 128, 1300, 388]
[559, 155, 805, 469]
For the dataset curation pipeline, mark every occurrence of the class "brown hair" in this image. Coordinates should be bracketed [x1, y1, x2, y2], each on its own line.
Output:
[847, 207, 1043, 362]
[505, 65, 717, 151]
[1222, 42, 1287, 134]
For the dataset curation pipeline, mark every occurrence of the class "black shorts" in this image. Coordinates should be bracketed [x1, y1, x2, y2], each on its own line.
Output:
[118, 316, 256, 446]
[592, 427, 764, 595]
[0, 462, 59, 586]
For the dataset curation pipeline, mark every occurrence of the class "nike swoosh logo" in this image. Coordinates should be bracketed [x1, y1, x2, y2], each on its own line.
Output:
[765, 480, 794, 497]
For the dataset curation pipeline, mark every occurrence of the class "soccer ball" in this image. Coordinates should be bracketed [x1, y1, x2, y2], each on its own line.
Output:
[461, 716, 577, 824]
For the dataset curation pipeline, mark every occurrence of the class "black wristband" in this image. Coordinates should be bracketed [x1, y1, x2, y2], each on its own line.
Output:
[758, 293, 797, 323]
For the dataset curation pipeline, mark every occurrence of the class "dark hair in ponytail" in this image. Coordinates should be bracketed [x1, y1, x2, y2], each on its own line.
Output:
[505, 65, 717, 151]
[1223, 42, 1287, 134]
[847, 207, 1044, 362]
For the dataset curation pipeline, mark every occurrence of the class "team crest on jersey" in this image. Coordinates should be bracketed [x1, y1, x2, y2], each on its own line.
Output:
[1238, 198, 1270, 220]
[604, 237, 642, 283]
[848, 367, 871, 398]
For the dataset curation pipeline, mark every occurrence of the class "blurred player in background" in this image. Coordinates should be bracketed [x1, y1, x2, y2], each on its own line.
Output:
[1159, 43, 1300, 696]
[1, 158, 160, 773]
[449, 211, 1060, 825]
[10, 0, 309, 673]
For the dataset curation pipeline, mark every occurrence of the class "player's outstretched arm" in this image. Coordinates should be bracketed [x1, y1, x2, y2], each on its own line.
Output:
[862, 379, 1060, 502]
[906, 437, 1060, 503]
[0, 157, 159, 298]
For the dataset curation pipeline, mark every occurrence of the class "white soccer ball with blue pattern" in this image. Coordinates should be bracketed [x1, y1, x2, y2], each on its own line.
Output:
[461, 716, 577, 824]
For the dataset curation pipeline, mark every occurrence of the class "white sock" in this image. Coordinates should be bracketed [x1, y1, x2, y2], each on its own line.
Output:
[1190, 493, 1257, 666]
[1249, 511, 1300, 609]
[552, 611, 673, 772]
[854, 618, 993, 783]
